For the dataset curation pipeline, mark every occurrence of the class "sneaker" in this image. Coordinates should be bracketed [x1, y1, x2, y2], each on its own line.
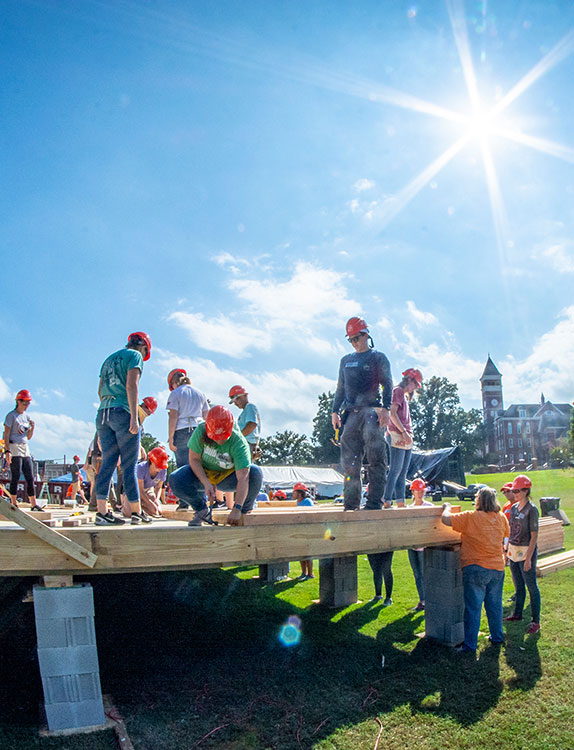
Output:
[487, 636, 504, 644]
[95, 512, 126, 526]
[372, 595, 384, 602]
[31, 505, 45, 512]
[503, 614, 523, 622]
[139, 511, 153, 524]
[455, 645, 476, 654]
[508, 593, 516, 602]
[526, 622, 540, 635]
[187, 507, 215, 527]
[414, 602, 425, 612]
[130, 513, 143, 525]
[383, 598, 393, 607]
[176, 504, 190, 511]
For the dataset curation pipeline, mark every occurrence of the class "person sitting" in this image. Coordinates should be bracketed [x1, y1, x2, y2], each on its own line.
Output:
[169, 406, 263, 527]
[122, 447, 169, 522]
[273, 490, 288, 501]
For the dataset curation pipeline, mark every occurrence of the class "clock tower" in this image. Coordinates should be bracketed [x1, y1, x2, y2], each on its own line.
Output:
[480, 356, 503, 455]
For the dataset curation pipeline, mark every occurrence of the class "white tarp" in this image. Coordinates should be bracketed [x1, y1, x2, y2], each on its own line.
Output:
[260, 466, 344, 497]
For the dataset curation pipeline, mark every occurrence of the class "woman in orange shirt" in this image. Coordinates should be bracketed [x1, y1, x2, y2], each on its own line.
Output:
[442, 486, 509, 653]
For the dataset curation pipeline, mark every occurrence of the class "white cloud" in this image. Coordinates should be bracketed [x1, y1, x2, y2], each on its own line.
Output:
[353, 178, 376, 192]
[406, 300, 438, 327]
[211, 252, 251, 275]
[168, 311, 273, 358]
[152, 349, 336, 437]
[29, 412, 95, 460]
[541, 243, 574, 273]
[0, 375, 11, 402]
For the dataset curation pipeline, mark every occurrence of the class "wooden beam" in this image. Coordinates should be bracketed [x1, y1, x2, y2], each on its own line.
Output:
[0, 507, 460, 576]
[0, 497, 97, 569]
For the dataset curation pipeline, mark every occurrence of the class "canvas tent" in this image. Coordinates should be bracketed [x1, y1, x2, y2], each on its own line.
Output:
[261, 466, 345, 498]
[406, 446, 465, 487]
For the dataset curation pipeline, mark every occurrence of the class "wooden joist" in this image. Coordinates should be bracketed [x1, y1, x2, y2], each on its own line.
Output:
[0, 506, 461, 576]
[0, 497, 97, 569]
[537, 549, 574, 577]
[537, 517, 564, 556]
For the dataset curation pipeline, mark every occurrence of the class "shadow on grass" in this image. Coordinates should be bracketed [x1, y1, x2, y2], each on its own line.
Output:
[0, 568, 542, 749]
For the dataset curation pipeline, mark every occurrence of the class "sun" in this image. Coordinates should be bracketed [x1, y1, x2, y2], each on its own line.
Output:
[465, 105, 496, 140]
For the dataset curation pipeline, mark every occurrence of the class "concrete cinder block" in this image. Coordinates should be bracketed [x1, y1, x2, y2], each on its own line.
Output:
[36, 616, 96, 649]
[44, 699, 106, 731]
[424, 582, 464, 607]
[258, 562, 290, 582]
[42, 672, 102, 704]
[319, 556, 357, 607]
[423, 567, 463, 592]
[33, 584, 94, 620]
[443, 622, 464, 646]
[37, 646, 100, 677]
[424, 547, 461, 571]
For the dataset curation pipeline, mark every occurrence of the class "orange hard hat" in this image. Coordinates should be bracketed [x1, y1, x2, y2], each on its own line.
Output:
[228, 385, 248, 402]
[148, 447, 169, 470]
[205, 406, 234, 441]
[293, 482, 308, 493]
[16, 389, 32, 401]
[402, 368, 423, 388]
[410, 478, 426, 491]
[128, 331, 152, 361]
[512, 474, 532, 490]
[167, 368, 187, 390]
[273, 490, 287, 500]
[500, 482, 514, 492]
[346, 317, 369, 339]
[142, 396, 158, 414]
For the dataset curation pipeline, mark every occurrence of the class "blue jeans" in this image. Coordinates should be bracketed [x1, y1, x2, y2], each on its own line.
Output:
[340, 408, 388, 510]
[173, 426, 196, 468]
[95, 408, 141, 504]
[169, 464, 263, 512]
[462, 565, 505, 651]
[367, 552, 394, 598]
[383, 438, 412, 504]
[509, 549, 540, 623]
[408, 549, 425, 602]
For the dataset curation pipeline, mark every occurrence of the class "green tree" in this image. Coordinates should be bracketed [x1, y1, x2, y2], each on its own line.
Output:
[409, 376, 483, 470]
[259, 430, 315, 465]
[311, 391, 341, 464]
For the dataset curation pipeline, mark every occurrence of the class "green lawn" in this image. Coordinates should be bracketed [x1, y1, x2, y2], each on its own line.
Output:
[0, 469, 572, 749]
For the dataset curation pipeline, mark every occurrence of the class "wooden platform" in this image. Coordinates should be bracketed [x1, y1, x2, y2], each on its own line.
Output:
[537, 516, 564, 556]
[0, 505, 461, 576]
[537, 549, 574, 577]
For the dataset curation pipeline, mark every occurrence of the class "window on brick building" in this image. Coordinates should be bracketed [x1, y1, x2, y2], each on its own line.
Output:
[517, 423, 521, 434]
[526, 422, 531, 433]
[509, 438, 514, 448]
[519, 409, 526, 418]
[508, 423, 512, 434]
[518, 438, 522, 448]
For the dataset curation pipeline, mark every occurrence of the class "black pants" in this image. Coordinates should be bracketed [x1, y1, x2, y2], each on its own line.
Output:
[368, 552, 394, 598]
[340, 408, 388, 510]
[9, 455, 36, 498]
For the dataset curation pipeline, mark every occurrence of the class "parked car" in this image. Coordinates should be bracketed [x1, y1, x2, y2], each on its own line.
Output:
[456, 482, 488, 501]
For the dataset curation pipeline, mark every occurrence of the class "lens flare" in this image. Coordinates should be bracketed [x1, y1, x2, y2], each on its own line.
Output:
[279, 615, 302, 647]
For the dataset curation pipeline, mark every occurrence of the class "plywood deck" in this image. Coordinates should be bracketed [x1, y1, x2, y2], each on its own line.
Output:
[0, 505, 461, 576]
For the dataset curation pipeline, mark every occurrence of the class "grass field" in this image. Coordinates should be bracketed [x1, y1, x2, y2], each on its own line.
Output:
[0, 469, 572, 749]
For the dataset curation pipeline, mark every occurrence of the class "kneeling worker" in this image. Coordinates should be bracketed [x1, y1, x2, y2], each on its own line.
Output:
[169, 405, 263, 527]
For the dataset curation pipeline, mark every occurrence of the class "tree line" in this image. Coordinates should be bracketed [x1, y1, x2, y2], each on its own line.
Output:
[259, 376, 485, 470]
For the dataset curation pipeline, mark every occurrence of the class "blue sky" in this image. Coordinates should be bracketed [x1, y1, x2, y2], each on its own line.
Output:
[2, 0, 574, 460]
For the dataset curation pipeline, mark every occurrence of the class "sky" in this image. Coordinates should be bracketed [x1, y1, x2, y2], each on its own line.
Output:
[2, 0, 574, 460]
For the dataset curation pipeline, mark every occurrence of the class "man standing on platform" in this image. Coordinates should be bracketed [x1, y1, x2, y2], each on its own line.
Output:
[331, 317, 393, 511]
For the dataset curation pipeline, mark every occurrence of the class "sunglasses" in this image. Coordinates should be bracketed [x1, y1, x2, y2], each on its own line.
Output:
[511, 489, 525, 494]
[349, 333, 366, 343]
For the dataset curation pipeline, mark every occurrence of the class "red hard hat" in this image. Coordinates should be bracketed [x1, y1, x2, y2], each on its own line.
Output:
[142, 396, 158, 414]
[16, 389, 32, 401]
[410, 478, 426, 491]
[148, 447, 169, 470]
[512, 474, 532, 490]
[500, 482, 514, 492]
[293, 482, 308, 493]
[345, 317, 369, 339]
[167, 368, 187, 390]
[205, 406, 234, 441]
[127, 331, 152, 361]
[402, 368, 423, 388]
[273, 490, 287, 500]
[73, 455, 80, 462]
[228, 385, 248, 402]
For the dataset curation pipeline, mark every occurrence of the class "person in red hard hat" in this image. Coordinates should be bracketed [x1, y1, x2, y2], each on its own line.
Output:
[94, 331, 151, 526]
[331, 317, 393, 510]
[122, 446, 169, 522]
[504, 475, 541, 635]
[292, 482, 316, 579]
[3, 389, 43, 510]
[500, 482, 517, 521]
[406, 478, 434, 611]
[68, 454, 86, 505]
[273, 490, 287, 501]
[229, 385, 261, 459]
[166, 370, 209, 468]
[169, 405, 263, 527]
[384, 368, 422, 508]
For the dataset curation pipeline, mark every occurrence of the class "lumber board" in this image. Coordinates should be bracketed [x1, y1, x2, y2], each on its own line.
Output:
[0, 507, 461, 576]
[0, 497, 97, 569]
[537, 550, 574, 577]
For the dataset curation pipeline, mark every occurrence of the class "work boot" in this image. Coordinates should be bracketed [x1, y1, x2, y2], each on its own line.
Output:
[187, 507, 216, 527]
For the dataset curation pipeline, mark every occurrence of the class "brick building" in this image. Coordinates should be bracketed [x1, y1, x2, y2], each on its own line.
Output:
[480, 356, 572, 466]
